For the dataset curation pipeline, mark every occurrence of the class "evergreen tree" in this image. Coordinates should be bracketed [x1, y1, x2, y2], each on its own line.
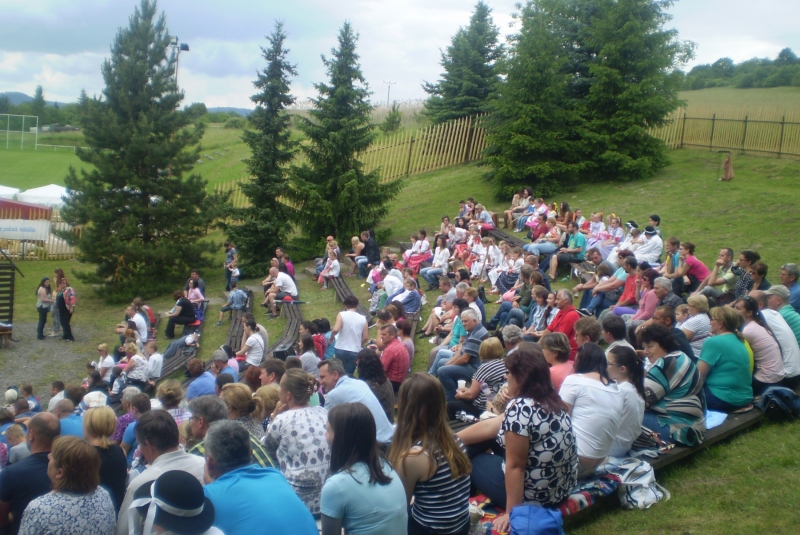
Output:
[31, 85, 46, 125]
[483, 0, 588, 198]
[380, 102, 402, 134]
[60, 0, 226, 302]
[422, 1, 503, 123]
[224, 22, 297, 278]
[0, 96, 10, 114]
[579, 0, 693, 182]
[287, 22, 402, 247]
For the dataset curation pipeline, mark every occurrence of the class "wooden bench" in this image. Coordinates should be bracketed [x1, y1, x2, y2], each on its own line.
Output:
[486, 228, 527, 248]
[221, 288, 254, 313]
[156, 341, 199, 384]
[330, 276, 370, 319]
[224, 309, 248, 349]
[569, 262, 597, 284]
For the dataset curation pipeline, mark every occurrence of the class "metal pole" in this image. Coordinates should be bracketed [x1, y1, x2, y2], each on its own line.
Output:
[709, 113, 716, 151]
[382, 81, 396, 107]
[405, 134, 415, 176]
[778, 115, 786, 158]
[20, 116, 24, 150]
[5, 114, 9, 149]
[741, 115, 748, 153]
[679, 112, 687, 149]
[34, 116, 38, 151]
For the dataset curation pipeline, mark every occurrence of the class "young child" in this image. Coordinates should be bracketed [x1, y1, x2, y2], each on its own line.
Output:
[6, 424, 28, 464]
[228, 260, 240, 287]
[675, 304, 689, 328]
[318, 250, 340, 290]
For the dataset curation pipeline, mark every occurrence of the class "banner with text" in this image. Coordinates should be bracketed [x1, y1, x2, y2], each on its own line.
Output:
[0, 219, 52, 241]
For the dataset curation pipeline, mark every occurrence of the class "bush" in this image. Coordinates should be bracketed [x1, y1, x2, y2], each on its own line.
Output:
[224, 117, 246, 129]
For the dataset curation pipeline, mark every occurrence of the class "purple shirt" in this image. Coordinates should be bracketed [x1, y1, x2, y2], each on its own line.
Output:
[112, 412, 134, 443]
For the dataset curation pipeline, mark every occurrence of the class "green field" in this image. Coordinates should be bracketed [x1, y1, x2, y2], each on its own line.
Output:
[679, 86, 800, 110]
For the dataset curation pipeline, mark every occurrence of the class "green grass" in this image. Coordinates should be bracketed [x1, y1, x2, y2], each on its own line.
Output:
[0, 146, 81, 189]
[679, 86, 800, 111]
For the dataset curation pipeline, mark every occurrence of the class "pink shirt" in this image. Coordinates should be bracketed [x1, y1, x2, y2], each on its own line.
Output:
[549, 361, 574, 390]
[684, 255, 710, 281]
[633, 289, 659, 321]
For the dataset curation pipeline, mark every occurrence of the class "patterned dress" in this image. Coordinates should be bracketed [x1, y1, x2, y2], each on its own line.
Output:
[263, 405, 330, 516]
[499, 398, 578, 508]
[19, 488, 115, 535]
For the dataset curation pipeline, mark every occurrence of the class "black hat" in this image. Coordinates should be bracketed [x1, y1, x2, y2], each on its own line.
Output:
[625, 220, 638, 229]
[132, 470, 215, 535]
[649, 214, 661, 224]
[644, 225, 657, 236]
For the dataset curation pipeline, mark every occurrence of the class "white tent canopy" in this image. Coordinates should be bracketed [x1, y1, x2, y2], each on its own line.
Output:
[0, 186, 20, 200]
[18, 184, 69, 206]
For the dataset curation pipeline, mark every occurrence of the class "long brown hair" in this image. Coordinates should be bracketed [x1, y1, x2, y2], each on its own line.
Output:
[506, 343, 566, 414]
[388, 374, 470, 479]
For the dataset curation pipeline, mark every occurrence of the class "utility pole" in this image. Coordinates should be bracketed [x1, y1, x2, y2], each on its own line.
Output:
[382, 81, 396, 107]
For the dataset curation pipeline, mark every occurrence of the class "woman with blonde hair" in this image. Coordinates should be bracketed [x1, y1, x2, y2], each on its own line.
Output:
[447, 337, 507, 420]
[122, 342, 148, 390]
[254, 384, 280, 431]
[83, 406, 127, 513]
[156, 379, 191, 424]
[389, 373, 471, 535]
[264, 368, 330, 516]
[682, 294, 712, 355]
[220, 383, 264, 440]
[18, 436, 115, 535]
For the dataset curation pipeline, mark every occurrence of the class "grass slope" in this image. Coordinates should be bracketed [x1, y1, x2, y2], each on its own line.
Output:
[679, 86, 800, 111]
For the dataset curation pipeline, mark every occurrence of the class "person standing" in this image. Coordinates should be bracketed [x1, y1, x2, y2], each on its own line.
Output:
[330, 296, 368, 375]
[224, 241, 237, 292]
[35, 277, 53, 340]
[56, 277, 76, 342]
[50, 267, 65, 337]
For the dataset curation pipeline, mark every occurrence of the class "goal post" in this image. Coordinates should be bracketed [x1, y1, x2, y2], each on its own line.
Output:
[1, 114, 39, 151]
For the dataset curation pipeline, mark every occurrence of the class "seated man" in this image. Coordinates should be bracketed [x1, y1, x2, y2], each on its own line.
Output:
[185, 358, 216, 400]
[183, 269, 206, 297]
[779, 263, 800, 313]
[215, 281, 247, 327]
[574, 316, 602, 346]
[115, 305, 148, 345]
[318, 359, 394, 445]
[693, 248, 738, 305]
[419, 276, 456, 336]
[265, 267, 299, 319]
[750, 290, 800, 388]
[547, 221, 586, 280]
[580, 252, 634, 317]
[766, 285, 800, 343]
[601, 314, 633, 356]
[19, 384, 41, 414]
[633, 226, 663, 265]
[429, 309, 489, 400]
[598, 256, 639, 321]
[487, 265, 534, 331]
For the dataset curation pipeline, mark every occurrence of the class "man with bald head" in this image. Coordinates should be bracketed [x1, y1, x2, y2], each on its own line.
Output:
[52, 399, 84, 438]
[0, 412, 60, 535]
[749, 290, 800, 388]
[265, 266, 298, 318]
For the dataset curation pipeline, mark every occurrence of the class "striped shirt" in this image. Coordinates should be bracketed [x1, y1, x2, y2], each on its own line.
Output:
[472, 359, 508, 412]
[189, 433, 275, 469]
[410, 437, 471, 533]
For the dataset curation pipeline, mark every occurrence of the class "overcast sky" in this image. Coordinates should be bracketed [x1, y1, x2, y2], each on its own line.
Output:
[1, 0, 798, 108]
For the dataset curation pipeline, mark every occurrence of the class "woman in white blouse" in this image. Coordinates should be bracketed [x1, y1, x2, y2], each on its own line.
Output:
[420, 236, 451, 291]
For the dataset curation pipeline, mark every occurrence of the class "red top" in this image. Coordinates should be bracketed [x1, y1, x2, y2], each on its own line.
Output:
[380, 337, 410, 383]
[618, 274, 639, 306]
[548, 305, 581, 360]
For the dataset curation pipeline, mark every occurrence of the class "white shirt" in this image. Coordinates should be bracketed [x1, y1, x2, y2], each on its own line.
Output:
[468, 302, 483, 321]
[146, 352, 164, 380]
[609, 381, 645, 457]
[432, 247, 451, 269]
[244, 334, 265, 366]
[383, 274, 403, 298]
[634, 235, 663, 264]
[274, 272, 298, 297]
[761, 309, 800, 378]
[130, 313, 148, 342]
[47, 390, 65, 411]
[559, 375, 623, 459]
[335, 310, 366, 353]
[116, 449, 206, 535]
[99, 355, 116, 383]
[605, 340, 634, 357]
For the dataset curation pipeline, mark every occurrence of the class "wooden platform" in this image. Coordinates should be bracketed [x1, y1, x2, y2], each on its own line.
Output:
[486, 228, 527, 248]
[156, 343, 198, 383]
[330, 276, 370, 318]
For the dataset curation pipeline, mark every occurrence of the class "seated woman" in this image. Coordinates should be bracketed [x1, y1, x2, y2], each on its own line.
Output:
[469, 203, 495, 231]
[391, 279, 422, 316]
[670, 241, 711, 296]
[487, 242, 510, 288]
[389, 374, 472, 535]
[581, 211, 605, 238]
[681, 294, 712, 357]
[638, 323, 705, 446]
[186, 278, 205, 307]
[164, 289, 196, 339]
[356, 349, 395, 424]
[540, 332, 574, 390]
[557, 201, 573, 228]
[405, 230, 433, 274]
[317, 249, 340, 290]
[597, 216, 624, 259]
[621, 268, 660, 327]
[698, 306, 754, 412]
[420, 236, 452, 291]
[446, 337, 507, 420]
[503, 188, 531, 229]
[221, 383, 265, 440]
[605, 345, 646, 457]
[264, 369, 331, 517]
[733, 297, 785, 394]
[558, 343, 622, 478]
[494, 247, 524, 295]
[523, 217, 562, 257]
[523, 290, 558, 342]
[482, 238, 504, 284]
[121, 342, 149, 390]
[345, 236, 366, 276]
[456, 343, 577, 530]
[321, 403, 407, 535]
[434, 215, 450, 242]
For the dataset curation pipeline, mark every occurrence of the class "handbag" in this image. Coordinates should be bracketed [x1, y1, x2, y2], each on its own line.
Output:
[502, 288, 517, 302]
[602, 458, 670, 510]
[509, 504, 564, 535]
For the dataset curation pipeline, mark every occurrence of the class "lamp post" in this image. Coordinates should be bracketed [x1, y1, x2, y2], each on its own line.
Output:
[169, 37, 190, 87]
[382, 81, 396, 107]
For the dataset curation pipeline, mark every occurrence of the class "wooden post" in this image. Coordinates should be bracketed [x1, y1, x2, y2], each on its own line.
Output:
[709, 113, 716, 150]
[405, 133, 415, 177]
[463, 116, 476, 163]
[778, 115, 786, 158]
[679, 111, 687, 149]
[740, 115, 748, 153]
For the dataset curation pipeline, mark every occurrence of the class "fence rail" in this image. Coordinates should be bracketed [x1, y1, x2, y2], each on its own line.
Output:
[650, 106, 800, 159]
[0, 207, 80, 260]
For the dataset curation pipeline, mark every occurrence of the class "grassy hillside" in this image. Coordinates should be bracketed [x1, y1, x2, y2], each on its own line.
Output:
[0, 147, 81, 189]
[679, 86, 800, 110]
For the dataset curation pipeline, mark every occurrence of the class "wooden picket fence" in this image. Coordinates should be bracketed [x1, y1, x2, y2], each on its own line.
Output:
[651, 106, 800, 159]
[0, 207, 81, 260]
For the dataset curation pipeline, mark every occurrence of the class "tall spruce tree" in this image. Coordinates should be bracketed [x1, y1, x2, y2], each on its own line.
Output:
[422, 1, 502, 123]
[60, 0, 226, 302]
[31, 85, 46, 125]
[224, 22, 297, 278]
[483, 0, 588, 198]
[287, 22, 402, 247]
[579, 0, 692, 181]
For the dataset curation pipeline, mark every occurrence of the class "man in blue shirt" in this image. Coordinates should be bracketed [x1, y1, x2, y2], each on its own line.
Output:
[53, 399, 83, 437]
[548, 221, 587, 280]
[779, 263, 800, 313]
[121, 393, 151, 468]
[215, 281, 248, 327]
[186, 358, 216, 400]
[203, 421, 317, 535]
[318, 359, 394, 444]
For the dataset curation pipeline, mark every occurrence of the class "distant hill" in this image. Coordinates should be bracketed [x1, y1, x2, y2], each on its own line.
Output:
[208, 107, 252, 117]
[0, 91, 68, 107]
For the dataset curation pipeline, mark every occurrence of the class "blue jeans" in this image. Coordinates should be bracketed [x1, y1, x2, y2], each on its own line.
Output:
[357, 258, 371, 278]
[642, 410, 671, 441]
[420, 267, 443, 288]
[523, 242, 558, 256]
[471, 453, 507, 508]
[488, 301, 513, 330]
[704, 386, 750, 412]
[429, 349, 453, 375]
[507, 308, 526, 328]
[438, 364, 477, 401]
[516, 215, 530, 231]
[334, 348, 359, 376]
